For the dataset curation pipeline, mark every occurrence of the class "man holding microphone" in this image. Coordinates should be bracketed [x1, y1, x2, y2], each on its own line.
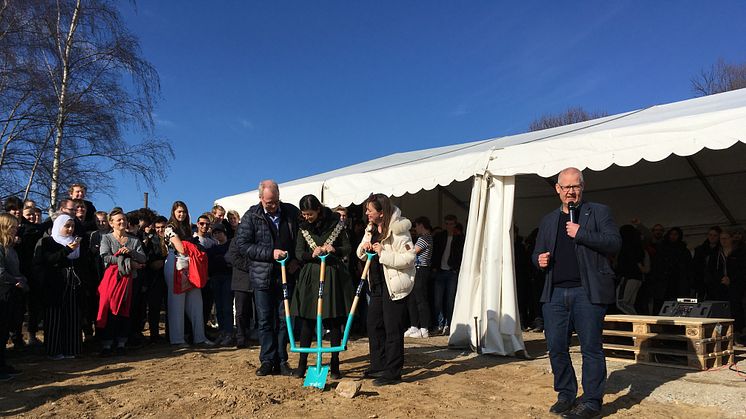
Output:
[532, 167, 621, 419]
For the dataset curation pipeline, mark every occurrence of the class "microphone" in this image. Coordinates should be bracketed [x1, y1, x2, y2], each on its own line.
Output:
[568, 201, 577, 224]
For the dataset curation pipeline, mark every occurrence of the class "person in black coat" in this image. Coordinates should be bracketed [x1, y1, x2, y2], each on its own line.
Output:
[290, 196, 353, 379]
[206, 223, 234, 345]
[650, 227, 692, 314]
[16, 216, 44, 345]
[430, 215, 465, 334]
[227, 235, 253, 348]
[234, 180, 300, 376]
[34, 214, 86, 359]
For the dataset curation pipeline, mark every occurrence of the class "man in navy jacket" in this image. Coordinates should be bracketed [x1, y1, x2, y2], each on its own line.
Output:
[532, 167, 621, 419]
[235, 180, 299, 377]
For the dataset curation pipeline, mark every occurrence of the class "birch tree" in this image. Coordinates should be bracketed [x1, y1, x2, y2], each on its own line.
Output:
[1, 0, 172, 208]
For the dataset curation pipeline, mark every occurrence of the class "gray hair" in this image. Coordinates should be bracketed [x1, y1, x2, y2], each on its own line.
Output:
[257, 179, 280, 198]
[557, 167, 584, 184]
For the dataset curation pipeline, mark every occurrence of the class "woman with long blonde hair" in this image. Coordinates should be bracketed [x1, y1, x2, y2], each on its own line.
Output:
[0, 214, 27, 379]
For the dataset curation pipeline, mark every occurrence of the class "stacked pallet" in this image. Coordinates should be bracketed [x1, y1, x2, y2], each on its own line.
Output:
[602, 314, 734, 370]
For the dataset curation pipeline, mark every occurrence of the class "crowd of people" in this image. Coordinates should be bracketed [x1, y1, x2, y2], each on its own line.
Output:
[0, 181, 466, 385]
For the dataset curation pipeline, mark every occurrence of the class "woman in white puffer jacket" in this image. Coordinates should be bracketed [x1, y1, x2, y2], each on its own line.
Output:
[357, 193, 415, 386]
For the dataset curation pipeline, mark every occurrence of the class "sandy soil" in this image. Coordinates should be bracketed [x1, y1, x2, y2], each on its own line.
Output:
[2, 332, 745, 418]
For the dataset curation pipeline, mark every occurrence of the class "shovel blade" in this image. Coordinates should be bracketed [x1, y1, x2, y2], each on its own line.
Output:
[303, 365, 329, 389]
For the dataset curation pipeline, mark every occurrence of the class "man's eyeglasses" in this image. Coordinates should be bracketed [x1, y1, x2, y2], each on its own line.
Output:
[558, 184, 583, 192]
[198, 222, 209, 226]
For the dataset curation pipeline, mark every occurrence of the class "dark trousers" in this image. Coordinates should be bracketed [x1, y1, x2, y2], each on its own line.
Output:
[130, 275, 146, 339]
[9, 287, 25, 343]
[543, 286, 607, 411]
[145, 272, 167, 339]
[100, 312, 131, 347]
[432, 269, 458, 328]
[211, 275, 233, 334]
[234, 290, 254, 344]
[367, 279, 407, 379]
[27, 287, 44, 334]
[254, 284, 289, 365]
[407, 267, 431, 329]
[202, 282, 215, 331]
[0, 287, 13, 367]
[297, 317, 343, 373]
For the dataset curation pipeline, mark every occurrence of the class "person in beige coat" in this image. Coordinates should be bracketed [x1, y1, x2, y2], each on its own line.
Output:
[357, 193, 415, 386]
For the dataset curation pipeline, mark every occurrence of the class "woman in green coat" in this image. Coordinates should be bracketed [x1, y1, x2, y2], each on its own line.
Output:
[290, 194, 354, 379]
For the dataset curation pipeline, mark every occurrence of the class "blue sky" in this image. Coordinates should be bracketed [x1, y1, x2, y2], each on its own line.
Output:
[100, 1, 746, 217]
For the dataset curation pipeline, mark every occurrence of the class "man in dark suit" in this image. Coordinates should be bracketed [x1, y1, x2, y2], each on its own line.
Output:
[532, 167, 621, 419]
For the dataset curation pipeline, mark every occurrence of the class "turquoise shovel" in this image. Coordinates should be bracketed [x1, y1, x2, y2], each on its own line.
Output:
[303, 253, 330, 389]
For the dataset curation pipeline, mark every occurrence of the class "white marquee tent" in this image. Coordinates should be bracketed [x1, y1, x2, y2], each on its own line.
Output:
[216, 89, 746, 356]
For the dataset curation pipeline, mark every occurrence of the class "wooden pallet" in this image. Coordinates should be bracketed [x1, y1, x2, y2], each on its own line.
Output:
[602, 314, 734, 370]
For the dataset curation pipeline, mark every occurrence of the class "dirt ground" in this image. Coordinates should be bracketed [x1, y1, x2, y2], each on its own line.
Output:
[2, 331, 745, 418]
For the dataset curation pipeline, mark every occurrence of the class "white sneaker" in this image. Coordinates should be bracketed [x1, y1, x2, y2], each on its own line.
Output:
[403, 326, 418, 338]
[419, 328, 429, 338]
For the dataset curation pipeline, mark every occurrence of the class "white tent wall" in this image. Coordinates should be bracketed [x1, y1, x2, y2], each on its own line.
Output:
[449, 175, 524, 355]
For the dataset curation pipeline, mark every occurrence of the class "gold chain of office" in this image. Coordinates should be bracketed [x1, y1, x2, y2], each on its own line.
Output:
[300, 221, 345, 251]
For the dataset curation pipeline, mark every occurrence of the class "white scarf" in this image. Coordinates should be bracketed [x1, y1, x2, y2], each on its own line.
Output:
[52, 214, 80, 260]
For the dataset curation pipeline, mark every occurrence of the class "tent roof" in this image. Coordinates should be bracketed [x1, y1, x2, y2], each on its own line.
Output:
[216, 89, 746, 214]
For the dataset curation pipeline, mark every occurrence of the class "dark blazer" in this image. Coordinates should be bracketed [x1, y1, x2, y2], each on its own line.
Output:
[531, 201, 621, 305]
[234, 201, 299, 291]
[432, 231, 465, 272]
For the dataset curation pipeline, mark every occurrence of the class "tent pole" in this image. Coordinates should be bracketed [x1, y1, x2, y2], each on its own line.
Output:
[685, 157, 737, 225]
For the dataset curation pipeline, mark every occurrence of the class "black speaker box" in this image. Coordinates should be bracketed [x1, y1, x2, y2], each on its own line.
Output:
[658, 300, 731, 318]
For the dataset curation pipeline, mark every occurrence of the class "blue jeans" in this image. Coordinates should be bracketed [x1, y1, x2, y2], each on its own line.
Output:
[254, 284, 289, 365]
[210, 274, 233, 334]
[432, 270, 458, 328]
[543, 286, 607, 411]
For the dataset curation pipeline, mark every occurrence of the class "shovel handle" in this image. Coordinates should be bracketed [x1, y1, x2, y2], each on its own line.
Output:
[276, 255, 291, 318]
[316, 253, 328, 317]
[360, 251, 376, 280]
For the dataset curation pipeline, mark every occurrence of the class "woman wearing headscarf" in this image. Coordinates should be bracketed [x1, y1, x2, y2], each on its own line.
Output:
[98, 208, 147, 356]
[290, 195, 353, 379]
[34, 213, 86, 359]
[163, 201, 213, 347]
[357, 193, 416, 386]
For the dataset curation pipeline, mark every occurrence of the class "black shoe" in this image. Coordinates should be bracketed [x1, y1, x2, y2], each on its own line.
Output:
[363, 369, 385, 379]
[561, 404, 600, 419]
[115, 346, 127, 356]
[549, 399, 576, 415]
[330, 370, 342, 380]
[372, 376, 401, 386]
[256, 362, 274, 376]
[277, 362, 294, 377]
[235, 339, 248, 349]
[99, 347, 113, 357]
[1, 365, 22, 376]
[294, 359, 307, 379]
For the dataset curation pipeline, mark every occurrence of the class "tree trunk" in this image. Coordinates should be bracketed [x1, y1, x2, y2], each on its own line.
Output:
[49, 0, 81, 209]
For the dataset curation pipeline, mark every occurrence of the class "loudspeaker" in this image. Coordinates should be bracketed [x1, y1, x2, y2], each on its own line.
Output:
[658, 300, 731, 318]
